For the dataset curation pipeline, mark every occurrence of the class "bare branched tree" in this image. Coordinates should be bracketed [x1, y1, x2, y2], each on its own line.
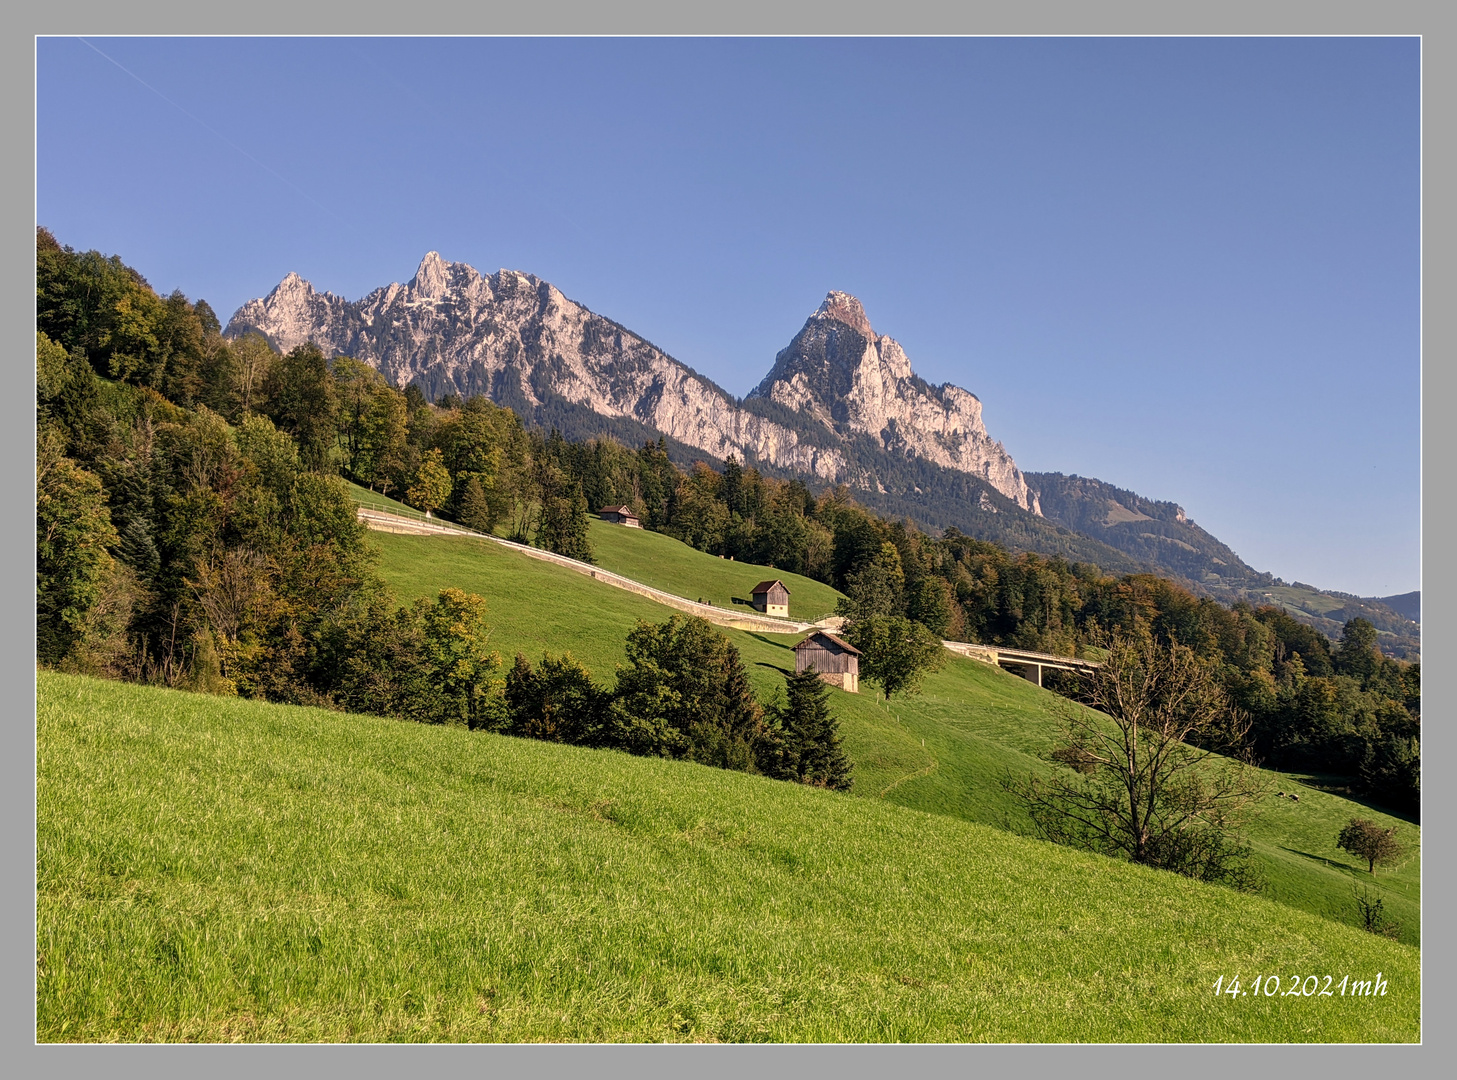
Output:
[189, 548, 274, 646]
[1004, 629, 1270, 888]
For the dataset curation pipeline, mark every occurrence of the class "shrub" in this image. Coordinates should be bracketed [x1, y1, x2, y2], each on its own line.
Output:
[505, 652, 610, 745]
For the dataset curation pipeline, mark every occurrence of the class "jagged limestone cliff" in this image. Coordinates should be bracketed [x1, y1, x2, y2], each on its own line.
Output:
[226, 253, 1038, 511]
[748, 292, 1038, 513]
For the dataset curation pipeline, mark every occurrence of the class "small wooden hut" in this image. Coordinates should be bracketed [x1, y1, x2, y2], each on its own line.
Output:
[751, 579, 791, 617]
[793, 631, 861, 693]
[598, 505, 641, 528]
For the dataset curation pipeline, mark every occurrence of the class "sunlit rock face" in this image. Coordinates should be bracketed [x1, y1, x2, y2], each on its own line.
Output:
[747, 292, 1039, 512]
[227, 259, 1038, 511]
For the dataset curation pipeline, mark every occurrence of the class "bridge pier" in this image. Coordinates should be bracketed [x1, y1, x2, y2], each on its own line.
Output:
[1009, 662, 1044, 687]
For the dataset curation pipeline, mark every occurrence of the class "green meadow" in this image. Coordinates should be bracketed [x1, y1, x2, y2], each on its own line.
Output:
[369, 528, 1420, 947]
[585, 517, 844, 623]
[346, 480, 428, 519]
[38, 672, 1418, 1042]
[36, 508, 1420, 1041]
[346, 479, 843, 622]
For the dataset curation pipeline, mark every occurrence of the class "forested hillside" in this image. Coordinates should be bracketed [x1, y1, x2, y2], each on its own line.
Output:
[35, 228, 1418, 817]
[1029, 472, 1420, 658]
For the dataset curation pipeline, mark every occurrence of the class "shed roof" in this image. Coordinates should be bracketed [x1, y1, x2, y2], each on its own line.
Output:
[793, 630, 860, 655]
[751, 579, 791, 596]
[598, 505, 638, 516]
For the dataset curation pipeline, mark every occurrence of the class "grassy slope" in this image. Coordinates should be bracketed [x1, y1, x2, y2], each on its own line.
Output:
[585, 518, 845, 623]
[1262, 585, 1349, 618]
[368, 531, 1422, 947]
[344, 480, 844, 622]
[346, 480, 423, 519]
[370, 532, 927, 794]
[38, 672, 1418, 1042]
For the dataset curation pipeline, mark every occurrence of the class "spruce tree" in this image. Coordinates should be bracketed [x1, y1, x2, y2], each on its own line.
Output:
[112, 465, 160, 576]
[457, 475, 493, 533]
[778, 667, 853, 790]
[536, 482, 594, 563]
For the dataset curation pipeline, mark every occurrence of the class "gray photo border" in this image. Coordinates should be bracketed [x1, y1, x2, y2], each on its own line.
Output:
[8, 2, 1444, 1075]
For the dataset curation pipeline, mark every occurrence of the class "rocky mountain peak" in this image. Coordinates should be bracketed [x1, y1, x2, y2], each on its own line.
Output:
[747, 291, 1039, 513]
[411, 251, 452, 299]
[814, 290, 873, 336]
[224, 255, 1039, 514]
[272, 271, 312, 296]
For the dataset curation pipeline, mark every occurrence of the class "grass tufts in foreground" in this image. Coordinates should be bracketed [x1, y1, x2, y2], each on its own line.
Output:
[39, 673, 1417, 1043]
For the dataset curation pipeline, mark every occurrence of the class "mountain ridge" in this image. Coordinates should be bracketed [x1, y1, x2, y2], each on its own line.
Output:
[226, 253, 1038, 511]
[1025, 470, 1419, 655]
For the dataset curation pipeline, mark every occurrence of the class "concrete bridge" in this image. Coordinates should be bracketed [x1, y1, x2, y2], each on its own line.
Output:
[941, 641, 1101, 686]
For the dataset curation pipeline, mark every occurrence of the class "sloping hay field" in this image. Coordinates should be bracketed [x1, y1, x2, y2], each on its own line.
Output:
[38, 674, 1417, 1042]
[367, 529, 1421, 946]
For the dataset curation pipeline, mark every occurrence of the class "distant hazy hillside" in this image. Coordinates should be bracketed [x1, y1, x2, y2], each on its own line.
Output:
[1374, 590, 1420, 623]
[1028, 472, 1420, 659]
[1025, 471, 1265, 588]
[1255, 584, 1421, 657]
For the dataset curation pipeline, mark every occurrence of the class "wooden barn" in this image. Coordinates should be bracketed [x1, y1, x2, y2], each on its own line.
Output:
[751, 579, 791, 617]
[597, 505, 641, 528]
[793, 631, 861, 693]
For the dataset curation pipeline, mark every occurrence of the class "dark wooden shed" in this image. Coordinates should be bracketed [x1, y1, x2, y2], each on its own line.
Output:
[793, 631, 861, 693]
[598, 505, 641, 528]
[751, 579, 791, 617]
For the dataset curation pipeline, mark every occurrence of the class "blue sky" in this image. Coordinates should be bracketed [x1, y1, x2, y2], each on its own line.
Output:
[36, 37, 1419, 597]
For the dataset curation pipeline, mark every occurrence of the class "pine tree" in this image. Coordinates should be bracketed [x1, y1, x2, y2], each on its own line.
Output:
[112, 465, 159, 575]
[723, 454, 745, 516]
[536, 481, 594, 563]
[117, 517, 160, 576]
[457, 475, 493, 533]
[777, 667, 853, 790]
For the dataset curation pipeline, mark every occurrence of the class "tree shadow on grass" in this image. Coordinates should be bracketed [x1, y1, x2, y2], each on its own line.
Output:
[1280, 773, 1421, 825]
[755, 662, 793, 677]
[1281, 846, 1364, 876]
[745, 632, 795, 651]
